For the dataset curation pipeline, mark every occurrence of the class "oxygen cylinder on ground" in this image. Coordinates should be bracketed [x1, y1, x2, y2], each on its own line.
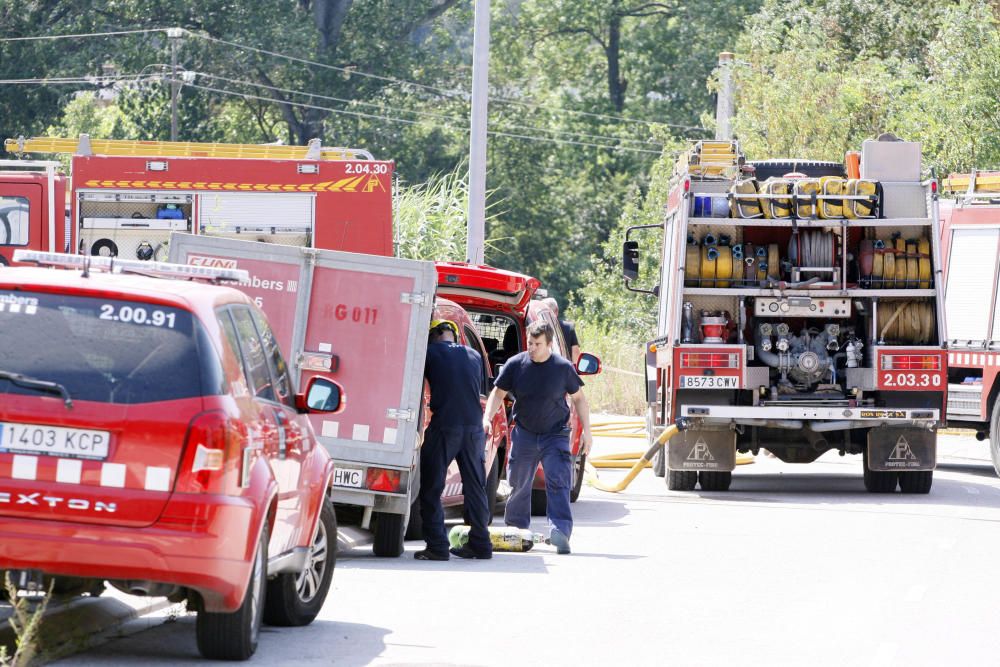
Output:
[448, 525, 545, 552]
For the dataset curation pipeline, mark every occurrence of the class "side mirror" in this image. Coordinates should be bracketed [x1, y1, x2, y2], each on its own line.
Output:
[576, 352, 602, 376]
[622, 240, 640, 281]
[297, 376, 345, 414]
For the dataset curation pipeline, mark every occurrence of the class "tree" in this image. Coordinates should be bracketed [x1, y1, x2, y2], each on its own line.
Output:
[896, 2, 1000, 173]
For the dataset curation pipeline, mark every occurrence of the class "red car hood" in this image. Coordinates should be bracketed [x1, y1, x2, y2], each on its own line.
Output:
[434, 262, 540, 316]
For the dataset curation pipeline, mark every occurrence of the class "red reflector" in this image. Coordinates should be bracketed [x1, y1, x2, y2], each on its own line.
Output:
[881, 354, 941, 371]
[931, 180, 938, 194]
[367, 468, 402, 493]
[680, 352, 739, 368]
[683, 179, 691, 192]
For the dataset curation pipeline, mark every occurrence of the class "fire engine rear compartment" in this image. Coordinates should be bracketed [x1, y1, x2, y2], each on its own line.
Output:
[627, 139, 947, 493]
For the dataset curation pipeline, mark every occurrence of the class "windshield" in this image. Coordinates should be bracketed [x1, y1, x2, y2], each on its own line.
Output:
[0, 290, 224, 404]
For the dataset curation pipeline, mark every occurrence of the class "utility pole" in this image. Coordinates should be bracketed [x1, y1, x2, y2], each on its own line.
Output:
[466, 0, 490, 265]
[715, 52, 735, 141]
[167, 28, 184, 142]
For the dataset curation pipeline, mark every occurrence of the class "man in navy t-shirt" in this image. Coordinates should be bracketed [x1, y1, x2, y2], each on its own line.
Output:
[417, 320, 493, 561]
[482, 320, 592, 554]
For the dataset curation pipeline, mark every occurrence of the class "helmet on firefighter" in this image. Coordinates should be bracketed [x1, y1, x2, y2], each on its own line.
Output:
[429, 319, 459, 339]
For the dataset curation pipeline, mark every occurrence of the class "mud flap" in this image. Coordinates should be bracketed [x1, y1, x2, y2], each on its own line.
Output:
[867, 427, 936, 472]
[668, 429, 736, 472]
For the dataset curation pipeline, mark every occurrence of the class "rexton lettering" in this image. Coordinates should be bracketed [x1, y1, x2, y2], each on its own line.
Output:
[0, 491, 117, 513]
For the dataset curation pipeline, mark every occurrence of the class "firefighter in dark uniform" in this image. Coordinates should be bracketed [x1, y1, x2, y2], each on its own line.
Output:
[415, 319, 493, 560]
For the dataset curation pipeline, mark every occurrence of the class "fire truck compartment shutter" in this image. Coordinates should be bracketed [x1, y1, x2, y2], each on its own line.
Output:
[198, 192, 314, 235]
[946, 227, 1000, 345]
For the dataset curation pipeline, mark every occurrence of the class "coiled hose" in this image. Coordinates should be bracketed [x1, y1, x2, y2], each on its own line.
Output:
[879, 300, 935, 344]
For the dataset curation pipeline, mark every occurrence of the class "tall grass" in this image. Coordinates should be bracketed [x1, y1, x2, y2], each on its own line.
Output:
[394, 164, 499, 261]
[574, 321, 647, 416]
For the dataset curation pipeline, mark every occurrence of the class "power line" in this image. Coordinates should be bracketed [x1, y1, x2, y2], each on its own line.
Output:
[0, 74, 149, 85]
[189, 31, 703, 133]
[0, 28, 160, 42]
[195, 71, 664, 148]
[0, 27, 700, 133]
[180, 79, 663, 155]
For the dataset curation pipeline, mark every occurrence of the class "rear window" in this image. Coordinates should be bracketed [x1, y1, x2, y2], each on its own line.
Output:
[0, 290, 224, 404]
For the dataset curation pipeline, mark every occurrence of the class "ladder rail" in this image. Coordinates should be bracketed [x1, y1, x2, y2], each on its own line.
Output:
[5, 135, 376, 162]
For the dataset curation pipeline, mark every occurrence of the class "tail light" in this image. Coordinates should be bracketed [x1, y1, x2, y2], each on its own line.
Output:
[881, 354, 941, 371]
[175, 411, 240, 494]
[680, 352, 739, 369]
[366, 468, 402, 493]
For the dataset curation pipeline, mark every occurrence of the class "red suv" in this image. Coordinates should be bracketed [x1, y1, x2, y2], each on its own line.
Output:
[0, 252, 344, 660]
[435, 262, 600, 515]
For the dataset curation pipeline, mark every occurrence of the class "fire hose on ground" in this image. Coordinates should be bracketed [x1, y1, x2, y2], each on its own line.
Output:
[585, 417, 755, 493]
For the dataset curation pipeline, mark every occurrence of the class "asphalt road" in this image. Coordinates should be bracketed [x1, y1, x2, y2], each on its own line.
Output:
[53, 432, 1000, 666]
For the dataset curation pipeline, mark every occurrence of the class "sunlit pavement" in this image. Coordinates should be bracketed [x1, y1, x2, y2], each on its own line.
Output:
[54, 430, 1000, 666]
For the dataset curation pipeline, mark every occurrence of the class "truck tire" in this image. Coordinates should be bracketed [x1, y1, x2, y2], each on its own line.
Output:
[863, 453, 898, 493]
[898, 470, 933, 494]
[989, 395, 1000, 478]
[667, 469, 697, 491]
[372, 512, 405, 557]
[698, 470, 732, 491]
[569, 454, 586, 503]
[196, 523, 267, 660]
[264, 502, 336, 626]
[404, 498, 423, 541]
[748, 159, 846, 181]
[652, 445, 666, 477]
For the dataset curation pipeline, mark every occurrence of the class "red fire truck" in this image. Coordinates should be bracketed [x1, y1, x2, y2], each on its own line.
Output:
[0, 135, 393, 265]
[0, 158, 66, 263]
[939, 172, 1000, 475]
[623, 138, 947, 493]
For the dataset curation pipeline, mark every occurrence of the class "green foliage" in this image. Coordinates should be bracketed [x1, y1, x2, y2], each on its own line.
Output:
[0, 574, 53, 667]
[395, 163, 499, 262]
[730, 0, 1000, 174]
[573, 133, 684, 342]
[896, 2, 1000, 172]
[573, 320, 646, 415]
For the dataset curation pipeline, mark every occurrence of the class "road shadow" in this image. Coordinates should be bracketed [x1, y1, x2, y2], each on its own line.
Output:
[691, 469, 1000, 513]
[52, 617, 388, 666]
[937, 461, 997, 479]
[339, 544, 552, 573]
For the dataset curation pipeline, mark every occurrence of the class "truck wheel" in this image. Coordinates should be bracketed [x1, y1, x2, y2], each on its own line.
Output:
[404, 498, 423, 541]
[863, 454, 898, 493]
[372, 512, 405, 557]
[989, 396, 1000, 477]
[485, 454, 501, 522]
[667, 470, 697, 491]
[898, 470, 933, 494]
[698, 470, 732, 491]
[264, 502, 336, 627]
[530, 489, 547, 516]
[652, 444, 666, 477]
[569, 454, 586, 503]
[196, 523, 267, 660]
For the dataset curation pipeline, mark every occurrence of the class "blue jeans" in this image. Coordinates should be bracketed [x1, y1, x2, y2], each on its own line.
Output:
[504, 426, 573, 538]
[419, 425, 492, 555]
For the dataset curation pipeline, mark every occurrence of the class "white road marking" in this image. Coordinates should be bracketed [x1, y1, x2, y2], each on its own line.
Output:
[965, 486, 980, 495]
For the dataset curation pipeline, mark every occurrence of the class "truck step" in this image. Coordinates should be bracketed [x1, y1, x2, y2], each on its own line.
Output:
[946, 383, 983, 417]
